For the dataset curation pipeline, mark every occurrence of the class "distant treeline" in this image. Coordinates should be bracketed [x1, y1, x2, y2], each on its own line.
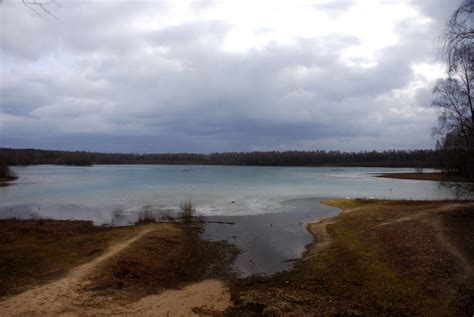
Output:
[0, 148, 441, 168]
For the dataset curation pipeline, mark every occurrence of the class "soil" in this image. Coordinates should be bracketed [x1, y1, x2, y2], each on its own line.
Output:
[0, 222, 237, 316]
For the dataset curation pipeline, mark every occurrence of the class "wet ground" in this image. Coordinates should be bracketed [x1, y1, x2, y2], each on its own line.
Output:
[202, 198, 340, 276]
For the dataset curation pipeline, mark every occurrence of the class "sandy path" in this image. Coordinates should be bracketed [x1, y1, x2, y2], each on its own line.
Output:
[377, 202, 474, 277]
[106, 279, 231, 316]
[0, 226, 231, 316]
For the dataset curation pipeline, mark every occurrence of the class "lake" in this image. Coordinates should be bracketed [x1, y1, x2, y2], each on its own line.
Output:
[0, 165, 455, 223]
[0, 165, 457, 276]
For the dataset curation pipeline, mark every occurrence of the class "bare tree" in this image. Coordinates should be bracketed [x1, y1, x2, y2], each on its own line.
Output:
[21, 0, 61, 19]
[432, 61, 473, 151]
[433, 0, 474, 186]
[432, 0, 474, 192]
[443, 0, 474, 72]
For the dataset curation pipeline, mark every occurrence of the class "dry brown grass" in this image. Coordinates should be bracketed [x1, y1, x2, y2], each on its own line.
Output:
[0, 219, 139, 298]
[227, 199, 474, 316]
[87, 223, 238, 302]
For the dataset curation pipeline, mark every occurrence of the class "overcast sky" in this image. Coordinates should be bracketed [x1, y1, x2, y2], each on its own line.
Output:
[0, 0, 460, 153]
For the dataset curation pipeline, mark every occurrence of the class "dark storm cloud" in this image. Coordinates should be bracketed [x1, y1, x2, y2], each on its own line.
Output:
[0, 0, 460, 152]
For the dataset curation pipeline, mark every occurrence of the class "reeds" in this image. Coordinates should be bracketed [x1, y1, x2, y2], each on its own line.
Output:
[136, 207, 158, 224]
[180, 200, 195, 223]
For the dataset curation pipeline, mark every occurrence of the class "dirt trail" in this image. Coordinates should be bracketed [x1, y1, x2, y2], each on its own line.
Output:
[0, 226, 231, 316]
[376, 203, 465, 227]
[377, 202, 474, 275]
[104, 279, 231, 316]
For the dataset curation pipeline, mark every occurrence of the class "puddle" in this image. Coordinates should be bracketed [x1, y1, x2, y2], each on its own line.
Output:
[202, 198, 340, 277]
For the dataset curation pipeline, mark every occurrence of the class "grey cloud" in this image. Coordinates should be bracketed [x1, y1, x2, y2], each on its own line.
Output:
[151, 21, 231, 45]
[0, 0, 459, 152]
[313, 2, 355, 17]
[190, 0, 217, 11]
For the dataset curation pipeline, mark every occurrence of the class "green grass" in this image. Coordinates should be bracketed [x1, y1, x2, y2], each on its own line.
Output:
[321, 198, 383, 209]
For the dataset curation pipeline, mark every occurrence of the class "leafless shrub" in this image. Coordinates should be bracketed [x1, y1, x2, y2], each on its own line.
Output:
[415, 167, 424, 174]
[180, 201, 196, 223]
[136, 207, 158, 225]
[440, 181, 474, 199]
[111, 208, 126, 225]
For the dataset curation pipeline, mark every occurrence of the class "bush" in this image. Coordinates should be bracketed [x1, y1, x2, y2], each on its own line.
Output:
[180, 201, 195, 223]
[136, 207, 157, 225]
[415, 167, 424, 174]
[111, 208, 127, 226]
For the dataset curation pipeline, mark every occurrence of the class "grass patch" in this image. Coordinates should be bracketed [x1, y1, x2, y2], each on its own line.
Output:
[227, 200, 474, 316]
[88, 223, 239, 302]
[321, 198, 383, 209]
[0, 219, 139, 298]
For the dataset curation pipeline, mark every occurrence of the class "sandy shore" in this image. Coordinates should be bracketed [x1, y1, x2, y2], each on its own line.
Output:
[0, 220, 237, 316]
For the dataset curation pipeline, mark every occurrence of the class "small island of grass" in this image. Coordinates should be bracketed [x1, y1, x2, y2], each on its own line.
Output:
[377, 172, 470, 183]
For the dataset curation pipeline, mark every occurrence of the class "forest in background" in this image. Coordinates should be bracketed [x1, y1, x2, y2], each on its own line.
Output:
[0, 147, 440, 168]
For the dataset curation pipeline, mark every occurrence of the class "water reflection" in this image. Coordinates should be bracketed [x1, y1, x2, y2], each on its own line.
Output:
[0, 165, 459, 223]
[202, 198, 340, 277]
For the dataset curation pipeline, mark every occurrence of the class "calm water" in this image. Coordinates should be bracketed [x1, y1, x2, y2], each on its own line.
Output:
[204, 198, 340, 276]
[0, 165, 454, 223]
[0, 165, 457, 276]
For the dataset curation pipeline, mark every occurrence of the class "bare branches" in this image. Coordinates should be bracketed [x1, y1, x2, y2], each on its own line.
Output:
[22, 0, 61, 19]
[179, 201, 196, 223]
[443, 0, 474, 73]
[434, 0, 474, 185]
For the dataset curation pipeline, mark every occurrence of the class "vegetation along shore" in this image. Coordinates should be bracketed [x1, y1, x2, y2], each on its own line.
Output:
[0, 199, 473, 316]
[0, 147, 440, 167]
[377, 172, 472, 183]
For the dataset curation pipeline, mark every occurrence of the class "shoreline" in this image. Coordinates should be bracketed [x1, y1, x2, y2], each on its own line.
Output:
[1, 199, 473, 315]
[228, 198, 474, 315]
[0, 176, 18, 183]
[377, 172, 469, 182]
[202, 198, 339, 276]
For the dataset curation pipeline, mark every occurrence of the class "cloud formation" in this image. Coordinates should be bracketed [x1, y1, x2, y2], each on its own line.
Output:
[0, 0, 458, 152]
